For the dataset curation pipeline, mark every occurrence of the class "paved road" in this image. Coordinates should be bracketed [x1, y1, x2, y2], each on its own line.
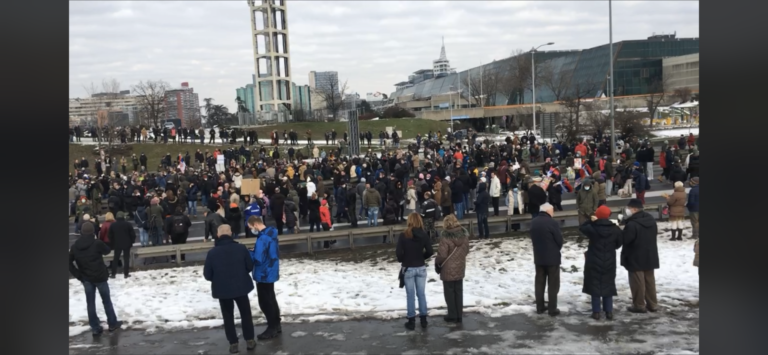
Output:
[68, 308, 699, 354]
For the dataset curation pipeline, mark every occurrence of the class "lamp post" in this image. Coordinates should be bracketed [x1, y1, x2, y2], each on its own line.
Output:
[531, 42, 554, 136]
[608, 0, 616, 160]
[449, 85, 455, 133]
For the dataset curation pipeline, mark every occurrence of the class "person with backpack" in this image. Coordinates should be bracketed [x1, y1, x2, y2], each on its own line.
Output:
[165, 206, 192, 262]
[148, 197, 166, 246]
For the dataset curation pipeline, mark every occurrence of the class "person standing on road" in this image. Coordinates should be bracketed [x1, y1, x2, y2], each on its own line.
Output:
[204, 201, 228, 243]
[631, 162, 650, 204]
[165, 206, 192, 262]
[419, 191, 439, 241]
[490, 172, 502, 216]
[247, 216, 283, 340]
[579, 205, 622, 321]
[69, 222, 123, 336]
[134, 202, 149, 247]
[527, 178, 547, 218]
[686, 177, 699, 239]
[307, 193, 322, 232]
[620, 199, 660, 314]
[576, 180, 599, 227]
[396, 213, 434, 330]
[530, 203, 563, 316]
[365, 183, 382, 227]
[203, 224, 257, 354]
[662, 181, 687, 241]
[436, 214, 470, 323]
[107, 211, 136, 278]
[474, 182, 491, 239]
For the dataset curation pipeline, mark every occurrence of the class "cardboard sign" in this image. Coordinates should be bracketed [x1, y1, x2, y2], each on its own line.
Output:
[574, 158, 583, 169]
[240, 178, 261, 196]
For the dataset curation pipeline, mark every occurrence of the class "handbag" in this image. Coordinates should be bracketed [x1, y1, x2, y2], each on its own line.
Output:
[435, 246, 459, 275]
[398, 266, 408, 288]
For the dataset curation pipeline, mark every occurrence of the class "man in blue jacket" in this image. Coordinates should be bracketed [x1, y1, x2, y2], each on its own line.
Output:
[686, 177, 699, 239]
[243, 195, 262, 238]
[203, 224, 257, 353]
[247, 216, 282, 340]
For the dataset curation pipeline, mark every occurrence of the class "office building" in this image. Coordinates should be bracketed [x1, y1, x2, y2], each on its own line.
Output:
[309, 70, 339, 94]
[164, 82, 200, 127]
[69, 90, 140, 126]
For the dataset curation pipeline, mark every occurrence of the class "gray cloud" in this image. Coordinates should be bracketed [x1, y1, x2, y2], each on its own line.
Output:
[70, 1, 698, 111]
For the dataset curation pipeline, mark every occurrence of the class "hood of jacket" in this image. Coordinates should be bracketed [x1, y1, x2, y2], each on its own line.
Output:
[440, 226, 469, 242]
[477, 182, 487, 192]
[73, 234, 97, 251]
[674, 186, 685, 193]
[626, 210, 656, 228]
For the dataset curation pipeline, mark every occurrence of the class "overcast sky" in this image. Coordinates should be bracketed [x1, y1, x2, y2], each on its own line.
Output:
[70, 1, 699, 111]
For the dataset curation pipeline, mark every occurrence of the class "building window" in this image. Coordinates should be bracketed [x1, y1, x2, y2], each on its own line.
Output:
[641, 68, 649, 78]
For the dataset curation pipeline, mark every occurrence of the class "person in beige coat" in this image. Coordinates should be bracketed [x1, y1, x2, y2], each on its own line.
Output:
[506, 186, 524, 231]
[436, 214, 470, 323]
[662, 181, 687, 241]
[693, 239, 699, 275]
[406, 184, 418, 214]
[411, 154, 420, 174]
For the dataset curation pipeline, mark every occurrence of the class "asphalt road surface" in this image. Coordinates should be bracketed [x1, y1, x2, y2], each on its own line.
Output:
[68, 307, 699, 354]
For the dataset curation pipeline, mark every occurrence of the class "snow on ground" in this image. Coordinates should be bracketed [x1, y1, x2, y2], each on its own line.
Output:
[652, 127, 699, 138]
[69, 221, 698, 337]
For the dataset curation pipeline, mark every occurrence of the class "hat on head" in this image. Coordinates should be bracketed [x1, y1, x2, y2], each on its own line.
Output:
[627, 198, 644, 210]
[80, 222, 95, 236]
[690, 177, 699, 186]
[633, 161, 641, 167]
[116, 211, 126, 219]
[444, 176, 450, 182]
[360, 177, 366, 182]
[595, 205, 612, 220]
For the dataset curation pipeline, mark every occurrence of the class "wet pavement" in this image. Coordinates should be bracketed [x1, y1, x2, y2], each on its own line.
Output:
[68, 308, 699, 354]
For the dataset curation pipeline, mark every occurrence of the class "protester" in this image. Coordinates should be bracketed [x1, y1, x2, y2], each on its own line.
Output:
[69, 222, 123, 336]
[579, 205, 622, 320]
[436, 214, 469, 323]
[204, 201, 227, 243]
[247, 216, 282, 340]
[396, 213, 434, 330]
[474, 181, 490, 238]
[686, 177, 699, 239]
[203, 224, 257, 354]
[620, 199, 660, 313]
[107, 211, 136, 278]
[529, 203, 562, 316]
[165, 206, 192, 261]
[662, 181, 687, 241]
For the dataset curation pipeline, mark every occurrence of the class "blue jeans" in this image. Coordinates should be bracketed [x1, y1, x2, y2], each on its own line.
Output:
[74, 219, 81, 234]
[454, 202, 464, 219]
[367, 207, 379, 226]
[404, 266, 428, 318]
[139, 228, 149, 247]
[82, 281, 119, 333]
[201, 194, 208, 210]
[591, 295, 613, 313]
[150, 226, 164, 246]
[188, 201, 197, 216]
[476, 212, 489, 238]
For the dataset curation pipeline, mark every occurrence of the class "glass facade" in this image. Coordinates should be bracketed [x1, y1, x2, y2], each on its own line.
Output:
[389, 37, 699, 105]
[235, 85, 256, 113]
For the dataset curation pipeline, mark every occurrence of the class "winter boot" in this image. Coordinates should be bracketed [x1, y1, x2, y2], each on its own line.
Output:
[420, 315, 428, 328]
[676, 229, 683, 241]
[404, 317, 416, 330]
[590, 312, 601, 320]
[246, 339, 257, 350]
[229, 343, 239, 354]
[668, 230, 676, 241]
[605, 312, 614, 320]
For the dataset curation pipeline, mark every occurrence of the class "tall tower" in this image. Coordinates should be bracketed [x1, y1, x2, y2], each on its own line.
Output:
[248, 0, 292, 116]
[433, 36, 455, 77]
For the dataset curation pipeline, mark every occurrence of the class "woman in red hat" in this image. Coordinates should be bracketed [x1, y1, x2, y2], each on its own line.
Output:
[579, 205, 622, 321]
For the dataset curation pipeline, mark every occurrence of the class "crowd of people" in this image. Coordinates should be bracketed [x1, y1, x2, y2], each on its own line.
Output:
[68, 126, 700, 353]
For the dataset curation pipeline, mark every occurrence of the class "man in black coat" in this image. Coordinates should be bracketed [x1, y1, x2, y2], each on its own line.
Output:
[620, 199, 660, 313]
[107, 212, 137, 278]
[69, 222, 122, 335]
[529, 203, 563, 316]
[474, 182, 490, 238]
[527, 178, 548, 218]
[164, 207, 192, 262]
[270, 188, 286, 235]
[203, 224, 257, 353]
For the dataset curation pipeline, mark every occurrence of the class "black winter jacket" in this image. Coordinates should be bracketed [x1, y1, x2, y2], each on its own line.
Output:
[69, 235, 111, 283]
[396, 228, 434, 267]
[529, 213, 563, 266]
[580, 219, 622, 296]
[203, 236, 254, 299]
[620, 211, 660, 271]
[474, 182, 490, 214]
[108, 218, 137, 249]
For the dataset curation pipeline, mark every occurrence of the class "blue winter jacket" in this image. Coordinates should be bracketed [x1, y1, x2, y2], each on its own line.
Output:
[243, 201, 262, 230]
[686, 185, 699, 212]
[203, 236, 255, 299]
[250, 226, 279, 283]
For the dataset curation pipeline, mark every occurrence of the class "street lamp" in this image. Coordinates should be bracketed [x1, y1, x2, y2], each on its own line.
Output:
[531, 42, 554, 136]
[608, 0, 617, 160]
[449, 85, 455, 133]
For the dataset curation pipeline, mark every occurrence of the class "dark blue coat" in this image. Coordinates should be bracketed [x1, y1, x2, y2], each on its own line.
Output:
[203, 236, 254, 299]
[686, 185, 699, 212]
[620, 211, 660, 271]
[251, 226, 280, 283]
[529, 213, 563, 266]
[580, 219, 622, 297]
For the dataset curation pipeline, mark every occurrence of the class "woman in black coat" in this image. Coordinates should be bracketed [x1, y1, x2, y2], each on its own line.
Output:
[307, 193, 322, 232]
[579, 205, 622, 321]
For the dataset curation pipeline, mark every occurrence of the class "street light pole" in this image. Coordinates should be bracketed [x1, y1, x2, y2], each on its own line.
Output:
[608, 0, 616, 160]
[531, 42, 554, 136]
[449, 90, 454, 133]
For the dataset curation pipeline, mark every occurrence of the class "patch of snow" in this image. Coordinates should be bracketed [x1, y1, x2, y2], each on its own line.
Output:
[69, 222, 698, 338]
[291, 331, 307, 337]
[314, 331, 346, 341]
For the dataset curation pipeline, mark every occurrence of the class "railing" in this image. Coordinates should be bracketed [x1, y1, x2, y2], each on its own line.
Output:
[92, 204, 663, 269]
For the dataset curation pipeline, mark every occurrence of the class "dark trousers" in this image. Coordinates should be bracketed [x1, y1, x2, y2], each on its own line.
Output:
[492, 197, 500, 216]
[591, 295, 613, 313]
[506, 209, 521, 231]
[598, 199, 606, 207]
[534, 265, 560, 312]
[274, 218, 284, 235]
[442, 206, 452, 216]
[552, 202, 563, 211]
[111, 248, 130, 277]
[256, 282, 281, 328]
[476, 213, 489, 238]
[636, 190, 646, 204]
[349, 207, 358, 227]
[219, 295, 255, 344]
[170, 233, 188, 261]
[443, 280, 464, 320]
[628, 270, 658, 310]
[308, 217, 321, 232]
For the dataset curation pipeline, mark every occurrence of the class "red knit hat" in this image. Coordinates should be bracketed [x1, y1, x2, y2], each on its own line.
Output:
[595, 205, 612, 220]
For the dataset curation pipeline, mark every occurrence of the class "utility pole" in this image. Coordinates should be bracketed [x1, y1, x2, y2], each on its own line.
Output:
[609, 0, 616, 160]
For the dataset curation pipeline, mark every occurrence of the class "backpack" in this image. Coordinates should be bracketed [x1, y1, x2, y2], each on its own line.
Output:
[172, 216, 185, 234]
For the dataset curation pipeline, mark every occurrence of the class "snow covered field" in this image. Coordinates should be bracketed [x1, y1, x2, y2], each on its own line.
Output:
[69, 221, 699, 338]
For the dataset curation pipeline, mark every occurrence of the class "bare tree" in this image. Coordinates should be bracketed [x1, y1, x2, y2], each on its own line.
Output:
[614, 108, 649, 138]
[460, 70, 483, 107]
[498, 49, 532, 105]
[558, 79, 601, 143]
[539, 63, 573, 102]
[584, 102, 611, 136]
[315, 78, 348, 121]
[132, 80, 169, 128]
[673, 87, 693, 103]
[461, 66, 503, 107]
[645, 74, 671, 126]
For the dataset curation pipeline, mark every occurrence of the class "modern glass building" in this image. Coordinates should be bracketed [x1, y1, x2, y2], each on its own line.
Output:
[389, 34, 699, 107]
[235, 84, 256, 113]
